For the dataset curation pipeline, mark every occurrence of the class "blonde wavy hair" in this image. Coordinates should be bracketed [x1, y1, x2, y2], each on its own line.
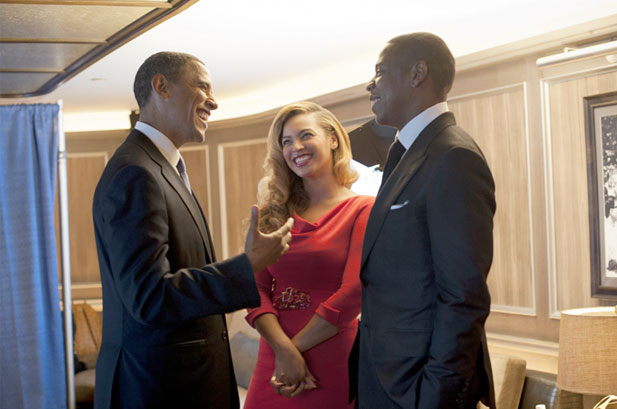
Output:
[257, 101, 358, 232]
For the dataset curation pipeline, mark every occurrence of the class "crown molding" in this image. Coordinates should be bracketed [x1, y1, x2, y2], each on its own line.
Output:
[457, 14, 617, 72]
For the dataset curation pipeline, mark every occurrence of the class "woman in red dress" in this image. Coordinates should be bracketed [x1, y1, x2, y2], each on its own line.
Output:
[244, 101, 374, 408]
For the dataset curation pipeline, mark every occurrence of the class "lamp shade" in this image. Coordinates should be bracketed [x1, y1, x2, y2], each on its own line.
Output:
[557, 307, 617, 395]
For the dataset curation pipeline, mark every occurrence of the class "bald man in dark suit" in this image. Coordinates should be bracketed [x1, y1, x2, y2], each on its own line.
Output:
[351, 33, 496, 409]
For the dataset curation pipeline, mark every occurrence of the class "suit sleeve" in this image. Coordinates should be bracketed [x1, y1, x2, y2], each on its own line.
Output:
[244, 266, 278, 327]
[94, 164, 260, 326]
[418, 147, 496, 408]
[315, 199, 373, 327]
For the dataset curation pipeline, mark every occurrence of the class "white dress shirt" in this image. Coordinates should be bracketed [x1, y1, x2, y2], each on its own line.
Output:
[135, 121, 182, 175]
[397, 101, 449, 153]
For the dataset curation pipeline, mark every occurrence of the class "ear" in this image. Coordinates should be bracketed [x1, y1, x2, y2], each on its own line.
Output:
[410, 60, 428, 88]
[151, 73, 170, 99]
[329, 133, 339, 150]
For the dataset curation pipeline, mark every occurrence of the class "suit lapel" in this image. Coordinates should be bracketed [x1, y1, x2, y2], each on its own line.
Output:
[361, 113, 456, 269]
[128, 131, 212, 256]
[192, 193, 216, 262]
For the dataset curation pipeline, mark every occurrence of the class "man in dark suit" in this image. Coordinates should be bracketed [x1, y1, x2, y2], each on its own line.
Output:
[92, 52, 293, 409]
[353, 33, 496, 408]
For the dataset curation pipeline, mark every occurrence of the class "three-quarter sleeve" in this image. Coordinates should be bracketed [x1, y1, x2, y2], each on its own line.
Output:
[245, 266, 277, 327]
[315, 199, 373, 327]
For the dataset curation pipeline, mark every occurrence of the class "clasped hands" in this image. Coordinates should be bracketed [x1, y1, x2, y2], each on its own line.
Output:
[245, 205, 294, 273]
[270, 341, 317, 398]
[244, 206, 315, 397]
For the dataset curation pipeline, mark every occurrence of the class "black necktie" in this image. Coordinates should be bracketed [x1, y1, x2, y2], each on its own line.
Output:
[381, 139, 406, 183]
[176, 156, 192, 193]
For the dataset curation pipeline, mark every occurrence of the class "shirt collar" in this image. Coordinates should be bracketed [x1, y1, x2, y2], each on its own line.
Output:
[135, 121, 181, 169]
[396, 101, 449, 151]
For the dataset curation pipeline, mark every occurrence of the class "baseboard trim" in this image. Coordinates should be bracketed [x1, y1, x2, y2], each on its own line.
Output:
[487, 332, 559, 374]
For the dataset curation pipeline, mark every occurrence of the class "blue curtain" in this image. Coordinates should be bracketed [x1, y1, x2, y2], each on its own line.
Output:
[0, 104, 66, 409]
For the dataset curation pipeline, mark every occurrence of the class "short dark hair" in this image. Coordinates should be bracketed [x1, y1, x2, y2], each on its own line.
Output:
[387, 32, 455, 97]
[133, 51, 203, 109]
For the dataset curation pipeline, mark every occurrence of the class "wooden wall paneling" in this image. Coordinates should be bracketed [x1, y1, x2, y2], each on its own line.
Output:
[449, 84, 535, 313]
[180, 145, 211, 224]
[206, 116, 273, 258]
[56, 131, 124, 303]
[545, 78, 589, 314]
[217, 139, 268, 259]
[544, 68, 617, 315]
[450, 57, 561, 341]
[315, 85, 374, 130]
[66, 152, 107, 299]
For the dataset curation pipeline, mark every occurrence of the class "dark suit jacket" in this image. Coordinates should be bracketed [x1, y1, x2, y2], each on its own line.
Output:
[92, 130, 260, 409]
[354, 112, 496, 409]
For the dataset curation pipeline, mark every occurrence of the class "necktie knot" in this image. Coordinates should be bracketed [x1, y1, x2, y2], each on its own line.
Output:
[176, 156, 192, 193]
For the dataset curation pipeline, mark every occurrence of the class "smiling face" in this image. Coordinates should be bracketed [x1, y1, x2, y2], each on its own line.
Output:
[280, 112, 338, 181]
[166, 60, 218, 147]
[367, 44, 415, 130]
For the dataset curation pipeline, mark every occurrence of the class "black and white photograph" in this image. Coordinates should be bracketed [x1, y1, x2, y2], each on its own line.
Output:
[585, 91, 617, 297]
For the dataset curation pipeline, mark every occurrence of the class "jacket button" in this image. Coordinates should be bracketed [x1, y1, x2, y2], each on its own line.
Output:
[362, 279, 369, 287]
[222, 330, 228, 341]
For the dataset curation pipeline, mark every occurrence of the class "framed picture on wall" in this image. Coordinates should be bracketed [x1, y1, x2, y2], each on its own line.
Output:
[585, 91, 617, 298]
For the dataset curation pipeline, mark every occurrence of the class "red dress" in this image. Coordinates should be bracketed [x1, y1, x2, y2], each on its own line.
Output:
[244, 195, 374, 409]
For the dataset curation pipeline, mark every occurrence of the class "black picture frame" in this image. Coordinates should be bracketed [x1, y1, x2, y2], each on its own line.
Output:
[585, 91, 617, 298]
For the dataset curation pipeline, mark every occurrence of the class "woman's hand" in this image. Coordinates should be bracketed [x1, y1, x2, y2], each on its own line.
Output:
[271, 365, 317, 398]
[272, 341, 306, 386]
[253, 313, 317, 398]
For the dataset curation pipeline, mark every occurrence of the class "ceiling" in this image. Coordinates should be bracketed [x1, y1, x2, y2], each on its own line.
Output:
[2, 0, 617, 132]
[0, 0, 197, 97]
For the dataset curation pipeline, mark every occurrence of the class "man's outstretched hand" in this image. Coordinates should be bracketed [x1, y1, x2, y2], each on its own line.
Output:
[245, 206, 293, 273]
